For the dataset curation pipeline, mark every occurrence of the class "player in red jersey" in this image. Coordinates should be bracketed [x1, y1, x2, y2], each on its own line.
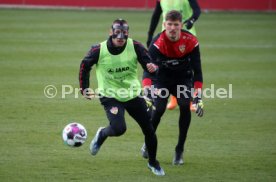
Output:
[141, 10, 204, 165]
[145, 0, 202, 110]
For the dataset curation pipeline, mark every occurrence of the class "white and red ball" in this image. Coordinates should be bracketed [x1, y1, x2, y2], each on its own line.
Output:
[62, 123, 87, 147]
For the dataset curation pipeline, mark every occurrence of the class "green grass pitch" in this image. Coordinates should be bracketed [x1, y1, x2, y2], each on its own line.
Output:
[0, 8, 276, 181]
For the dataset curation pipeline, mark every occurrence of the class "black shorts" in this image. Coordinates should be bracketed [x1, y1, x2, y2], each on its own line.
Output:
[153, 78, 192, 100]
[99, 96, 152, 135]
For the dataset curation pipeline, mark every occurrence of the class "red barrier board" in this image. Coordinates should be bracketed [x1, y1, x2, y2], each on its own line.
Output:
[0, 0, 154, 8]
[0, 0, 275, 11]
[198, 0, 276, 11]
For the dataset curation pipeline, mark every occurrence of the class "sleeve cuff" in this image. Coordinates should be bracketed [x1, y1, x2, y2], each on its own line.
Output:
[142, 78, 152, 87]
[194, 81, 203, 89]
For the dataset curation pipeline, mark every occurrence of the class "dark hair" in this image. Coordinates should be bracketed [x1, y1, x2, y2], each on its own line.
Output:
[112, 18, 129, 30]
[165, 10, 182, 22]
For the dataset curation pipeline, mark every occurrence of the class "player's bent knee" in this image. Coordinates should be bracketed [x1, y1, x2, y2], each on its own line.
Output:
[113, 126, 127, 136]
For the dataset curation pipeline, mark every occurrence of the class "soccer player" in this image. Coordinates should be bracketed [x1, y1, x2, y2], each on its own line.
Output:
[79, 19, 165, 176]
[144, 0, 201, 110]
[141, 10, 204, 165]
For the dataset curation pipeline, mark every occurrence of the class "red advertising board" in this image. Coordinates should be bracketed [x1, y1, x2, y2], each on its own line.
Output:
[0, 0, 275, 11]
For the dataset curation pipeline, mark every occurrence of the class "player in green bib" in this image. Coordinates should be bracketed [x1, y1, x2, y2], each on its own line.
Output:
[96, 38, 141, 102]
[79, 19, 165, 176]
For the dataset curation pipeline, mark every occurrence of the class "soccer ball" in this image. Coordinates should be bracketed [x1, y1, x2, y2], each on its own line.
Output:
[62, 122, 87, 147]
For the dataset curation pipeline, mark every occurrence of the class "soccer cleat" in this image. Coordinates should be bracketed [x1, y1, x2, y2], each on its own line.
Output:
[90, 127, 105, 155]
[141, 143, 149, 159]
[173, 151, 184, 165]
[167, 95, 177, 110]
[147, 161, 165, 176]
